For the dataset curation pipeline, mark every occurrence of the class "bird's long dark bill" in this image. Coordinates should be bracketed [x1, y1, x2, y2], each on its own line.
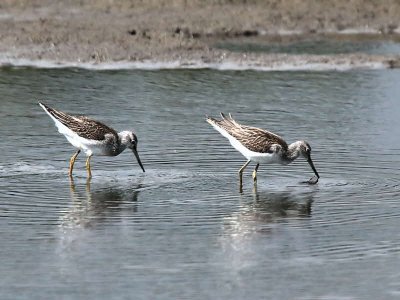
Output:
[132, 149, 145, 172]
[307, 156, 319, 184]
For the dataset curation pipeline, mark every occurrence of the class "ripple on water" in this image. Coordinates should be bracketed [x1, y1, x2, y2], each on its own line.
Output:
[2, 68, 400, 299]
[0, 162, 63, 177]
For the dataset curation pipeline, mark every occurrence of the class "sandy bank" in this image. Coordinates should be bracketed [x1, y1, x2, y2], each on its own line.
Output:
[1, 0, 400, 69]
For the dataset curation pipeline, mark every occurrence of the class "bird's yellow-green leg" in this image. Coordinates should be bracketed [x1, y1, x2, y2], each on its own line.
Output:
[86, 177, 91, 192]
[69, 176, 76, 193]
[252, 182, 258, 194]
[238, 160, 251, 192]
[85, 154, 93, 179]
[252, 163, 260, 183]
[69, 150, 81, 177]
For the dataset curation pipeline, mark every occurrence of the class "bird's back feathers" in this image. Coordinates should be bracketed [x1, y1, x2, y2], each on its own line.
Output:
[206, 113, 288, 153]
[39, 102, 118, 141]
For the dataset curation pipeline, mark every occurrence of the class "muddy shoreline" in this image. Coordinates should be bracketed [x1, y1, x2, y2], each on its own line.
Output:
[1, 0, 400, 68]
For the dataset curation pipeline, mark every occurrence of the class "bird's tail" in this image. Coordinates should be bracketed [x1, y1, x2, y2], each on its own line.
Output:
[205, 114, 218, 126]
[206, 113, 239, 141]
[38, 101, 55, 119]
[206, 112, 240, 127]
[38, 101, 48, 111]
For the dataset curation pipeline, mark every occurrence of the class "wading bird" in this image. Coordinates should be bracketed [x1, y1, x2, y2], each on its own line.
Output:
[39, 102, 145, 178]
[206, 113, 319, 190]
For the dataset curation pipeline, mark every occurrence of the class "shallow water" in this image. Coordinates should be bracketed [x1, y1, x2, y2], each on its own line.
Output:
[1, 67, 400, 299]
[216, 36, 400, 55]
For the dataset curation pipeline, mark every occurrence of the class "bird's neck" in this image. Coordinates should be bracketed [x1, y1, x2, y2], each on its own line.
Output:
[283, 141, 302, 163]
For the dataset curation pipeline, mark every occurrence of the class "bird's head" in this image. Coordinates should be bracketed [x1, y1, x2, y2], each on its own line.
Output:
[122, 131, 145, 172]
[298, 141, 319, 184]
[125, 131, 138, 150]
[298, 141, 312, 159]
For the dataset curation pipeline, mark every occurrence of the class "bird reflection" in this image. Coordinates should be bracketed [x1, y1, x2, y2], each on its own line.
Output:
[218, 189, 315, 277]
[224, 187, 314, 236]
[59, 178, 142, 229]
[251, 185, 313, 218]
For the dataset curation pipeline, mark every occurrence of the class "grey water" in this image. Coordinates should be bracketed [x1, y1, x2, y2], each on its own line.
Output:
[216, 36, 400, 55]
[1, 66, 400, 299]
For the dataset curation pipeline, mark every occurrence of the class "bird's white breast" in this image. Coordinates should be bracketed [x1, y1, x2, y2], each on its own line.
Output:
[229, 137, 282, 164]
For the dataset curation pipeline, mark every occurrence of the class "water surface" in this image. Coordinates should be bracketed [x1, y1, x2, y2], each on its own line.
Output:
[1, 67, 400, 299]
[215, 35, 400, 55]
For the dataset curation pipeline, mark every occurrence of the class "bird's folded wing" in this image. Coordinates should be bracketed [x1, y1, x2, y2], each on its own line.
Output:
[233, 125, 288, 153]
[48, 108, 117, 141]
[207, 113, 288, 153]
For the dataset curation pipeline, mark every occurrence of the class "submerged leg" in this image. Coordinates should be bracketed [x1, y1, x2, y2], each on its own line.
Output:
[86, 177, 91, 192]
[85, 154, 93, 179]
[69, 176, 76, 193]
[238, 160, 251, 192]
[252, 163, 260, 183]
[69, 150, 81, 177]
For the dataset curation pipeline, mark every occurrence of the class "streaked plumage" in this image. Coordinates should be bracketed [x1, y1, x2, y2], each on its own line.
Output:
[45, 105, 119, 141]
[39, 102, 145, 178]
[206, 113, 319, 189]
